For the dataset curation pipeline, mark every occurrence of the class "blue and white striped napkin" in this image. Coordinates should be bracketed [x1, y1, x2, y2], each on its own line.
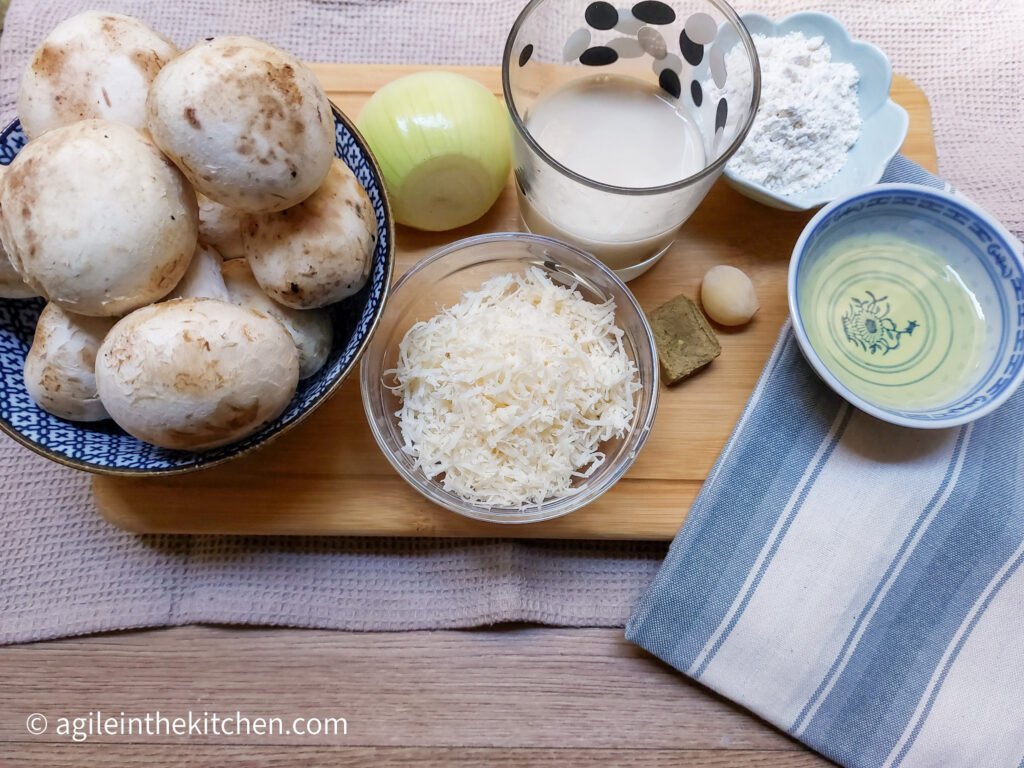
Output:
[626, 157, 1024, 768]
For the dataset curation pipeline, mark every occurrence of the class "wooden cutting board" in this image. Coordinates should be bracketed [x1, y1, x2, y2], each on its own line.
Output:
[93, 64, 937, 539]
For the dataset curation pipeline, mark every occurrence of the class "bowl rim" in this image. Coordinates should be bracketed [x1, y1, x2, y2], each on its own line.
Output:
[501, 0, 762, 197]
[723, 10, 910, 211]
[788, 182, 1024, 429]
[0, 102, 396, 476]
[359, 231, 660, 524]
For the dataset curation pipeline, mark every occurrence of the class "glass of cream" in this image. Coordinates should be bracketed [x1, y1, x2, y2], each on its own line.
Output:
[503, 0, 759, 280]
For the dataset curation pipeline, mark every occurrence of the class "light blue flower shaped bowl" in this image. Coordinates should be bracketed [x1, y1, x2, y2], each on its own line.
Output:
[789, 184, 1024, 429]
[721, 11, 909, 212]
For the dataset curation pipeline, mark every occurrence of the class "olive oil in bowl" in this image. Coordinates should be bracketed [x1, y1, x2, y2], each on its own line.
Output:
[797, 232, 989, 412]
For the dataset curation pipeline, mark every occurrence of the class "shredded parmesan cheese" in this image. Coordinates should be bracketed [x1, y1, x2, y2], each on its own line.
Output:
[389, 268, 640, 508]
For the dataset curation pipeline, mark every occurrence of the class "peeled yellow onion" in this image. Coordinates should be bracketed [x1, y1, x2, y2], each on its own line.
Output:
[356, 71, 511, 231]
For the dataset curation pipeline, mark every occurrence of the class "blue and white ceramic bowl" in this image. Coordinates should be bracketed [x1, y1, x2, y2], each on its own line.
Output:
[0, 106, 395, 475]
[719, 11, 909, 211]
[789, 184, 1024, 429]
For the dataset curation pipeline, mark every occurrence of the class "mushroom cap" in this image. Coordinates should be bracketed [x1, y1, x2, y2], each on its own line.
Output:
[197, 193, 246, 260]
[242, 157, 377, 309]
[0, 119, 198, 316]
[95, 298, 300, 451]
[221, 258, 332, 379]
[168, 243, 230, 301]
[145, 36, 335, 213]
[0, 246, 38, 298]
[16, 11, 178, 139]
[24, 303, 116, 421]
[0, 165, 39, 299]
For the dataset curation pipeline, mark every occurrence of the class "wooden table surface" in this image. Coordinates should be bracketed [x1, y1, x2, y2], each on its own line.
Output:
[1, 626, 833, 765]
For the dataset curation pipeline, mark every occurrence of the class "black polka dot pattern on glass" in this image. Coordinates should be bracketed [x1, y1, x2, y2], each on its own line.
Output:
[691, 79, 703, 107]
[658, 68, 681, 99]
[563, 27, 591, 62]
[609, 36, 643, 58]
[679, 30, 703, 66]
[715, 98, 728, 131]
[684, 12, 717, 45]
[579, 46, 619, 66]
[631, 1, 675, 25]
[614, 9, 644, 34]
[709, 42, 728, 88]
[518, 44, 534, 67]
[585, 1, 619, 30]
[652, 53, 681, 78]
[637, 25, 667, 59]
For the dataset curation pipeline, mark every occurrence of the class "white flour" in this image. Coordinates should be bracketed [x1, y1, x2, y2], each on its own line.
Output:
[718, 32, 861, 195]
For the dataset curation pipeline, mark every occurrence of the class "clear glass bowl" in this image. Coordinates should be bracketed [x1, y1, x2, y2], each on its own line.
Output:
[360, 233, 659, 524]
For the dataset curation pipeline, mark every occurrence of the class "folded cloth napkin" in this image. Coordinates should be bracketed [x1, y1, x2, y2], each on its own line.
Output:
[626, 158, 1024, 768]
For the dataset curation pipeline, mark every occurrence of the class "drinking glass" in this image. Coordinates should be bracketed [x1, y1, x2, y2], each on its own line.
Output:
[502, 0, 760, 280]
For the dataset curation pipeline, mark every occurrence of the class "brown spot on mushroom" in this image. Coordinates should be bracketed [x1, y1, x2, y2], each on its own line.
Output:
[101, 88, 111, 107]
[184, 107, 202, 130]
[174, 371, 209, 393]
[131, 49, 167, 80]
[263, 62, 301, 107]
[221, 400, 260, 431]
[151, 254, 187, 293]
[99, 16, 119, 38]
[256, 94, 286, 122]
[32, 44, 67, 79]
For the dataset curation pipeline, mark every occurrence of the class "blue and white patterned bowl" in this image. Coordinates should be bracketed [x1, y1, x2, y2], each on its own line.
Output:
[720, 11, 909, 212]
[0, 105, 394, 475]
[789, 184, 1024, 428]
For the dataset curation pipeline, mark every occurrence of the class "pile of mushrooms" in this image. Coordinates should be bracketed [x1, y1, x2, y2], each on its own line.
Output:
[0, 13, 377, 451]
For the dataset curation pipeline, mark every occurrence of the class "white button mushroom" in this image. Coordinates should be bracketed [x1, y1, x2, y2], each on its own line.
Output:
[0, 120, 198, 316]
[145, 36, 335, 214]
[168, 244, 230, 302]
[24, 303, 116, 422]
[197, 193, 246, 260]
[700, 265, 760, 326]
[221, 258, 332, 379]
[0, 165, 39, 299]
[95, 298, 300, 451]
[0, 244, 37, 299]
[242, 157, 377, 309]
[15, 11, 178, 139]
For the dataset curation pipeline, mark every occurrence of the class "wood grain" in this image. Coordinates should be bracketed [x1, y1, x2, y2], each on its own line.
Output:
[0, 626, 832, 765]
[93, 64, 937, 539]
[2, 746, 831, 766]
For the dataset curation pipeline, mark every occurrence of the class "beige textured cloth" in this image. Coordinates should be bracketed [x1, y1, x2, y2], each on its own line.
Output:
[0, 0, 1021, 645]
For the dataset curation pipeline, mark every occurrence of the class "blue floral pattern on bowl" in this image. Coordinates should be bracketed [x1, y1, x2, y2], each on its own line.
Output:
[0, 108, 394, 474]
[789, 184, 1024, 429]
[842, 290, 918, 355]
